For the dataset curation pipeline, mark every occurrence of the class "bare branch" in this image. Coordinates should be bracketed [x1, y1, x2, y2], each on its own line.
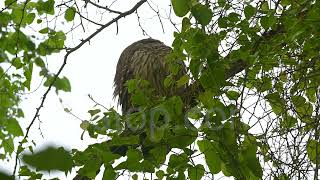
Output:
[84, 0, 122, 14]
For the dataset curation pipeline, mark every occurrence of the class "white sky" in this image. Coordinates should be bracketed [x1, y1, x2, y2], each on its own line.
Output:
[0, 0, 182, 179]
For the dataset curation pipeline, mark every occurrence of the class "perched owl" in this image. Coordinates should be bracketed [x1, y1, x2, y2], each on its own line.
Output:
[113, 38, 186, 113]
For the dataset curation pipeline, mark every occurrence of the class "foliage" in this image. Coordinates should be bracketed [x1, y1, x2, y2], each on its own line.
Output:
[0, 0, 320, 179]
[0, 0, 69, 161]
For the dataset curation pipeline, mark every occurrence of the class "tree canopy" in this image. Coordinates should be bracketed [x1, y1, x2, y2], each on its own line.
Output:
[0, 0, 320, 179]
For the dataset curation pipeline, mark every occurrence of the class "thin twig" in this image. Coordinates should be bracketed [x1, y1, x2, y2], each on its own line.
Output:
[88, 94, 108, 109]
[85, 0, 122, 14]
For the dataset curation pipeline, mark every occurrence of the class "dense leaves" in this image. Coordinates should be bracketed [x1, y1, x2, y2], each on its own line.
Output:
[0, 0, 69, 159]
[1, 0, 320, 179]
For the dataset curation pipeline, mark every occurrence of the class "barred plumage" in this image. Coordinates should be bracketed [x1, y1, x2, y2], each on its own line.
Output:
[113, 38, 185, 113]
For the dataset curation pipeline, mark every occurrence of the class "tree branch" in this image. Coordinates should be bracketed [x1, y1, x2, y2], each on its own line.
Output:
[225, 24, 285, 79]
[12, 0, 147, 176]
[84, 0, 122, 14]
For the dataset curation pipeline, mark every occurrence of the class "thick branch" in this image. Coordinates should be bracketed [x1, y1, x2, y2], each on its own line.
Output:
[186, 25, 285, 107]
[225, 25, 285, 79]
[225, 58, 248, 79]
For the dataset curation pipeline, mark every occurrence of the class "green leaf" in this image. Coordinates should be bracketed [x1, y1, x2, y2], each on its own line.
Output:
[226, 90, 240, 100]
[74, 148, 103, 178]
[140, 160, 154, 172]
[227, 12, 240, 23]
[0, 12, 11, 27]
[5, 0, 16, 6]
[115, 149, 143, 171]
[188, 106, 203, 119]
[168, 153, 189, 172]
[25, 13, 36, 24]
[11, 8, 23, 24]
[281, 0, 290, 6]
[88, 109, 101, 116]
[19, 166, 43, 179]
[39, 0, 55, 15]
[292, 95, 313, 118]
[23, 146, 73, 172]
[256, 77, 272, 92]
[171, 0, 191, 17]
[6, 118, 24, 137]
[199, 64, 225, 92]
[135, 82, 153, 106]
[280, 115, 297, 129]
[244, 5, 255, 19]
[261, 1, 269, 12]
[12, 58, 23, 69]
[156, 170, 165, 180]
[34, 57, 46, 68]
[260, 16, 268, 29]
[260, 15, 276, 30]
[55, 77, 71, 92]
[181, 17, 191, 32]
[191, 4, 213, 26]
[126, 79, 138, 93]
[189, 58, 201, 78]
[148, 145, 168, 166]
[265, 92, 285, 115]
[65, 7, 76, 22]
[44, 76, 71, 92]
[218, 17, 228, 28]
[177, 74, 189, 87]
[188, 164, 204, 180]
[166, 125, 197, 148]
[17, 108, 25, 118]
[132, 174, 138, 180]
[197, 140, 221, 173]
[148, 126, 165, 143]
[291, 95, 306, 107]
[164, 76, 173, 88]
[306, 85, 316, 102]
[42, 31, 66, 52]
[102, 164, 116, 180]
[3, 138, 14, 155]
[218, 0, 226, 7]
[306, 139, 320, 164]
[240, 136, 263, 178]
[39, 27, 49, 34]
[98, 109, 122, 131]
[23, 63, 33, 90]
[80, 120, 90, 130]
